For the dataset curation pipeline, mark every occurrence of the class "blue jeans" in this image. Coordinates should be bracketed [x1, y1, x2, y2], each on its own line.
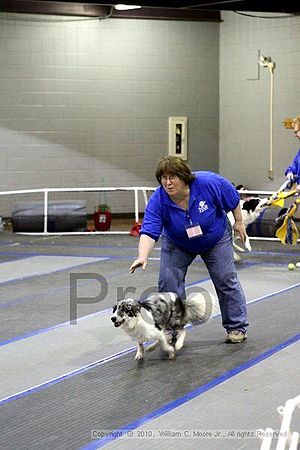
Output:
[158, 229, 248, 333]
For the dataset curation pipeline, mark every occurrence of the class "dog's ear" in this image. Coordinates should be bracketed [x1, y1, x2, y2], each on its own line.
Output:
[127, 302, 141, 317]
[242, 198, 260, 213]
[138, 297, 155, 313]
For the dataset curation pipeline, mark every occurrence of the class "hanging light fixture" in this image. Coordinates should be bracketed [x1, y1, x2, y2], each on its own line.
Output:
[114, 4, 142, 10]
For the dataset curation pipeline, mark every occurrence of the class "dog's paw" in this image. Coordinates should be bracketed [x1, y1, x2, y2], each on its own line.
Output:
[168, 348, 176, 359]
[175, 341, 184, 351]
[135, 352, 144, 360]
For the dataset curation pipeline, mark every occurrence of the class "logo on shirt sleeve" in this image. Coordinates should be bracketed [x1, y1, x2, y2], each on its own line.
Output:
[198, 200, 209, 214]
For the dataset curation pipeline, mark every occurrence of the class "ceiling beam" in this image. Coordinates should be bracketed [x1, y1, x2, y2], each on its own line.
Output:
[0, 1, 221, 21]
[113, 8, 220, 21]
[0, 1, 109, 17]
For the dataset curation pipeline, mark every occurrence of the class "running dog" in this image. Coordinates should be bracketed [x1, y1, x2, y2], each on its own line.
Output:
[228, 197, 269, 261]
[111, 291, 216, 360]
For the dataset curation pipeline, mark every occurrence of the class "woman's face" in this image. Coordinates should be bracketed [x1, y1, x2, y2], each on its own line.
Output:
[294, 127, 300, 140]
[160, 174, 187, 197]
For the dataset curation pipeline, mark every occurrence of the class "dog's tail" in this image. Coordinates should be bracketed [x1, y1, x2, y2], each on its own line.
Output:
[139, 292, 185, 330]
[183, 289, 219, 325]
[139, 293, 176, 330]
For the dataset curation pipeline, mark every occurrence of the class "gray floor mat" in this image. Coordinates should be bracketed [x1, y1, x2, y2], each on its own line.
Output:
[1, 287, 300, 450]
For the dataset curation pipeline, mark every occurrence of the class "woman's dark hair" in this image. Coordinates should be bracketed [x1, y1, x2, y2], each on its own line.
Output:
[155, 156, 195, 185]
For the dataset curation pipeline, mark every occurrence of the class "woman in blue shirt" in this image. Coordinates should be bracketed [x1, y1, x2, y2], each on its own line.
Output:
[285, 115, 300, 191]
[130, 156, 248, 343]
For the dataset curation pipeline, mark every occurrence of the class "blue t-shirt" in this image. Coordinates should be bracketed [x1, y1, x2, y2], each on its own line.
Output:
[285, 149, 300, 184]
[140, 171, 240, 254]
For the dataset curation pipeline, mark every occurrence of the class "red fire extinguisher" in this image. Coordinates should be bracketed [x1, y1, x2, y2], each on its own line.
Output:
[94, 204, 112, 231]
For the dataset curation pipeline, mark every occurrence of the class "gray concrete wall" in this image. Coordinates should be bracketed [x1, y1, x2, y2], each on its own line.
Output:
[0, 14, 219, 214]
[1, 10, 300, 217]
[219, 11, 300, 191]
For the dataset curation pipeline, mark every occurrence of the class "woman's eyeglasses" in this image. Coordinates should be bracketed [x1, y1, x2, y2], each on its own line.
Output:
[160, 175, 178, 182]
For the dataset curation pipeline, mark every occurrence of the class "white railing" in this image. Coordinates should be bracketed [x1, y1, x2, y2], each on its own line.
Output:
[258, 394, 300, 450]
[0, 186, 155, 235]
[0, 187, 296, 237]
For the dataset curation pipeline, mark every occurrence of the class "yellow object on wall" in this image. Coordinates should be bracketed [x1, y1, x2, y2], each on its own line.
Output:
[283, 118, 294, 129]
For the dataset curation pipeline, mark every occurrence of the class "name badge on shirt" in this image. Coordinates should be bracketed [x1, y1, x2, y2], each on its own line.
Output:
[185, 222, 203, 239]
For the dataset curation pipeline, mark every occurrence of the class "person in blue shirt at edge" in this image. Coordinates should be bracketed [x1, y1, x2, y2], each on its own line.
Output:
[285, 115, 300, 192]
[129, 156, 248, 344]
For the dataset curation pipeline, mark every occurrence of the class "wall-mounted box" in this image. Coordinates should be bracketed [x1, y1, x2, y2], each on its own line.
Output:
[168, 116, 188, 160]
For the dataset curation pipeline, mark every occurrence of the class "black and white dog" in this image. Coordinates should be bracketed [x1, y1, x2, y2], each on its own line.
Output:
[228, 197, 269, 261]
[111, 291, 217, 360]
[240, 197, 269, 227]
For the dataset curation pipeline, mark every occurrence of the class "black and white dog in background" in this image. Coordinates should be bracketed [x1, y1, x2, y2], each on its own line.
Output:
[111, 291, 217, 360]
[228, 196, 269, 261]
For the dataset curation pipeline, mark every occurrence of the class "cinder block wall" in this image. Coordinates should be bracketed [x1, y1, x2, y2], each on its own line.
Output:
[0, 14, 219, 214]
[219, 11, 300, 191]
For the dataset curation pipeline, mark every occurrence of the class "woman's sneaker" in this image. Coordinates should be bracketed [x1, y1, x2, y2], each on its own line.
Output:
[225, 330, 247, 343]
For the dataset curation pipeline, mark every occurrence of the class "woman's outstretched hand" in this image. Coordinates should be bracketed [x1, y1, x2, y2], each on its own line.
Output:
[129, 257, 148, 273]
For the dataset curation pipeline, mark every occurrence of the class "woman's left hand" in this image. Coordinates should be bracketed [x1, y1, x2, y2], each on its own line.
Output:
[233, 220, 247, 243]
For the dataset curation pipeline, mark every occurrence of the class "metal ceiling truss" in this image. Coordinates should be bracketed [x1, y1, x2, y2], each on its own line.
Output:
[0, 1, 299, 21]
